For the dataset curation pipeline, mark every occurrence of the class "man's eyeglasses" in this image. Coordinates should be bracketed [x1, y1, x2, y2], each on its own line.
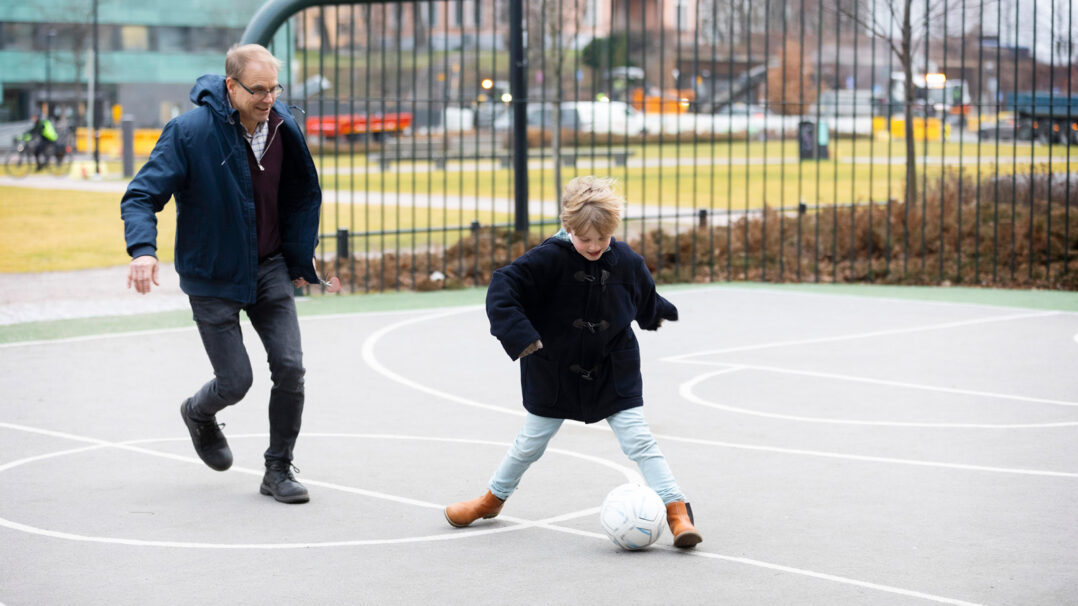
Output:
[235, 80, 284, 99]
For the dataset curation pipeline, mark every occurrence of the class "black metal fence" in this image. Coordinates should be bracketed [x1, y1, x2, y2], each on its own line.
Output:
[251, 0, 1077, 292]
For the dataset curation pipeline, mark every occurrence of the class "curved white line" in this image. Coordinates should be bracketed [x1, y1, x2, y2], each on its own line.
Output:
[680, 367, 1078, 429]
[359, 312, 1078, 477]
[355, 310, 996, 605]
[0, 444, 109, 473]
[359, 306, 525, 419]
[0, 427, 639, 549]
[0, 516, 540, 549]
[1, 435, 986, 604]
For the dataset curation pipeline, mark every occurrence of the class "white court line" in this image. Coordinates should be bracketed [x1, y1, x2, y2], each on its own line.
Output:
[353, 312, 997, 605]
[520, 524, 984, 606]
[359, 306, 525, 419]
[0, 292, 1059, 602]
[361, 309, 1078, 478]
[677, 365, 1078, 429]
[662, 309, 1060, 363]
[0, 423, 639, 549]
[678, 361, 1078, 408]
[0, 424, 986, 605]
[647, 431, 1078, 478]
[673, 549, 984, 606]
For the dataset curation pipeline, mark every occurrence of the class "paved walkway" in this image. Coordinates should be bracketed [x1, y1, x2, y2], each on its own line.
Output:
[0, 263, 189, 325]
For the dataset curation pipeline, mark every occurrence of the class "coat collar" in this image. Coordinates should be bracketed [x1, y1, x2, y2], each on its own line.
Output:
[548, 234, 621, 269]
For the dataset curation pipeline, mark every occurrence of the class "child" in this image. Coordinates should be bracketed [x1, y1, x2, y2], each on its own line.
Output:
[444, 175, 702, 548]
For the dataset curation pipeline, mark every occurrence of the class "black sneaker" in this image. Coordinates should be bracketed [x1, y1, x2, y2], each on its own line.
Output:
[179, 399, 233, 471]
[260, 460, 310, 504]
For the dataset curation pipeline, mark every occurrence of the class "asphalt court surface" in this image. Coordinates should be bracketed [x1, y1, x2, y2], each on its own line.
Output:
[1, 285, 1076, 605]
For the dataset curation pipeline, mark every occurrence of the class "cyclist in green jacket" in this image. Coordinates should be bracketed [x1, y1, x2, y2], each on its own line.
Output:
[28, 111, 58, 171]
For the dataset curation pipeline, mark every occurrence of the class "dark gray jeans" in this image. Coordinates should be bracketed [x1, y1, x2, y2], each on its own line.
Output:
[187, 255, 305, 464]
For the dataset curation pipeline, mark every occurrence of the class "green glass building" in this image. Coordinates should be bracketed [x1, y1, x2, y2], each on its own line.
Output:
[0, 0, 285, 127]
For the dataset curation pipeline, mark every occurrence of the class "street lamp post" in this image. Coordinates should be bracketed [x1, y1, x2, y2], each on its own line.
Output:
[92, 0, 100, 176]
[45, 29, 55, 114]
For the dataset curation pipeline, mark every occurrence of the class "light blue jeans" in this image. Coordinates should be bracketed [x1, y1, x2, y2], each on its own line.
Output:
[489, 407, 686, 504]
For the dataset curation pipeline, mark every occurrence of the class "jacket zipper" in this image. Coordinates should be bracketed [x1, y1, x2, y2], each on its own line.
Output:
[258, 119, 284, 172]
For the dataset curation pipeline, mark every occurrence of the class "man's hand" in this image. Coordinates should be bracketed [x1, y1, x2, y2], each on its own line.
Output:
[295, 257, 341, 292]
[127, 255, 159, 294]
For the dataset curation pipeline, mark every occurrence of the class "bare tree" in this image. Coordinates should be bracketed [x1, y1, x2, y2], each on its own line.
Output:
[526, 0, 587, 202]
[832, 0, 968, 210]
[35, 1, 96, 120]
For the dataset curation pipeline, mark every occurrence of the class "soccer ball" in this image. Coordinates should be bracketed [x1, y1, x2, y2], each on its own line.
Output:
[599, 483, 665, 550]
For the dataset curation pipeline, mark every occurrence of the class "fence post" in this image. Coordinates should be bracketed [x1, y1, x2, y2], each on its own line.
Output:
[336, 228, 349, 260]
[510, 0, 529, 234]
[121, 117, 134, 177]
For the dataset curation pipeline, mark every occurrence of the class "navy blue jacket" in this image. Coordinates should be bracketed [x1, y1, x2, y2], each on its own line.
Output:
[487, 237, 678, 423]
[121, 74, 321, 304]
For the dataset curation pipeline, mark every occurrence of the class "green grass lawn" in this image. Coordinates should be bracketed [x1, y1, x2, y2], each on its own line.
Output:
[0, 187, 176, 272]
[0, 186, 517, 273]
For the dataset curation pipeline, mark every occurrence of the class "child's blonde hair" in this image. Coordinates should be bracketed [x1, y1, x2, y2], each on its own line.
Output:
[560, 176, 622, 237]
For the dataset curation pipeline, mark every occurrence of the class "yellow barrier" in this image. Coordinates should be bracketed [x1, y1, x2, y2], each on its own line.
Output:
[886, 116, 951, 141]
[75, 127, 161, 157]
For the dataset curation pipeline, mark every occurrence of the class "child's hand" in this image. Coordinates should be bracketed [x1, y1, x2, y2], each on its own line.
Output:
[517, 340, 543, 360]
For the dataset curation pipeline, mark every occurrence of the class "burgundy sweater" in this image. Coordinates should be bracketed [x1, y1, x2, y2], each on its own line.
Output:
[245, 112, 284, 261]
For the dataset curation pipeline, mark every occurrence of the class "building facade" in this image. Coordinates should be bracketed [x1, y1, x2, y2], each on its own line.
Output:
[0, 0, 283, 128]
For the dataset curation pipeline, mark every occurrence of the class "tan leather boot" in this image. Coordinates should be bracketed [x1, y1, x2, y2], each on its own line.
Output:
[444, 490, 506, 528]
[666, 501, 702, 548]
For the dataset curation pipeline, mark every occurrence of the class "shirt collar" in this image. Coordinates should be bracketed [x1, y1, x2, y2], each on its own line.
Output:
[226, 95, 267, 135]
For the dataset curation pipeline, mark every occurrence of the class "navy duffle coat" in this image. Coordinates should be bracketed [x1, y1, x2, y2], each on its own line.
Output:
[486, 236, 678, 423]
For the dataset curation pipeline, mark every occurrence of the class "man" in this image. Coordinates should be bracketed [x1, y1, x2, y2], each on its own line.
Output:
[121, 44, 322, 504]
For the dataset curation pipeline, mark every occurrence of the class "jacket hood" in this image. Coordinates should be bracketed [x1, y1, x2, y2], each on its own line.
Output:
[190, 74, 235, 121]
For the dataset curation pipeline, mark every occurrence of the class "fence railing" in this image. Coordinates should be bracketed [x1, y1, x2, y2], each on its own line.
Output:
[245, 0, 1078, 292]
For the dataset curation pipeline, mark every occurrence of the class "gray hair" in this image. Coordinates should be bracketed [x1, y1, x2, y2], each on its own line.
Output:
[225, 44, 282, 80]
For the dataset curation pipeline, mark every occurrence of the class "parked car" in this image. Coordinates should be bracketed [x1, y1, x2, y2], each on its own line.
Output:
[977, 111, 1017, 141]
[494, 100, 645, 137]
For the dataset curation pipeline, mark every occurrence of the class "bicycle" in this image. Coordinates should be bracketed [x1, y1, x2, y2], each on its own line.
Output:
[4, 131, 74, 178]
[4, 136, 33, 177]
